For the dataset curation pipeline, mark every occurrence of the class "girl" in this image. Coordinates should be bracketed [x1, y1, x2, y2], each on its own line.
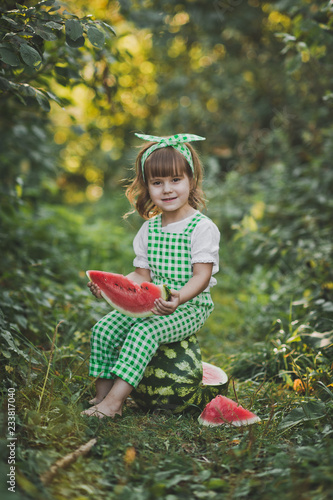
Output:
[82, 133, 220, 419]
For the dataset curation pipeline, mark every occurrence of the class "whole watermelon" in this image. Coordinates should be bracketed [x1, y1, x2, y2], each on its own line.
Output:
[131, 334, 228, 414]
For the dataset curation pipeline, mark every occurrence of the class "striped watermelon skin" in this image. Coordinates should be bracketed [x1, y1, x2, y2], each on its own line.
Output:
[131, 334, 228, 413]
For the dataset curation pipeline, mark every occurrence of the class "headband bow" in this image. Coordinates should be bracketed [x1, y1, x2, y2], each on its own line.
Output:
[135, 133, 206, 180]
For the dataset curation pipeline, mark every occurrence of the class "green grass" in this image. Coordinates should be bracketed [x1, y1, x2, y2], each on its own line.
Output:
[1, 203, 332, 500]
[1, 327, 332, 500]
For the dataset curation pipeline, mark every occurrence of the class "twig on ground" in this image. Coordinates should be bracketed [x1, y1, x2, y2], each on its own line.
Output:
[40, 438, 97, 485]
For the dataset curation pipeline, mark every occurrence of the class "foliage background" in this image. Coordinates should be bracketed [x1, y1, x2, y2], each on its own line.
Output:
[1, 0, 333, 499]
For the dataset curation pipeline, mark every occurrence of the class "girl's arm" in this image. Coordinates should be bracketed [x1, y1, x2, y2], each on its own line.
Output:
[153, 263, 213, 316]
[126, 267, 151, 284]
[87, 267, 151, 299]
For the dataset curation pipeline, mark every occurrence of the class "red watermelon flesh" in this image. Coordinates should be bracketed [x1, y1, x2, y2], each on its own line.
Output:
[198, 395, 261, 427]
[202, 362, 228, 386]
[86, 271, 170, 318]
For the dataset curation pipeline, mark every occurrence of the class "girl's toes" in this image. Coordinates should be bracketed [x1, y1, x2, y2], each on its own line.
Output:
[81, 407, 105, 418]
[89, 397, 102, 405]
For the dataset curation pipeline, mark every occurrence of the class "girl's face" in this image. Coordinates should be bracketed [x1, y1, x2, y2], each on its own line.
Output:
[147, 173, 193, 220]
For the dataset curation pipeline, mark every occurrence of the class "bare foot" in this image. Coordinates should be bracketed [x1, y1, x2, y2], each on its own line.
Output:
[81, 377, 133, 419]
[81, 400, 122, 419]
[89, 379, 114, 405]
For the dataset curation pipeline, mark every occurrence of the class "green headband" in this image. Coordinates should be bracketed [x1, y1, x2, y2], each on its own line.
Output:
[135, 133, 206, 180]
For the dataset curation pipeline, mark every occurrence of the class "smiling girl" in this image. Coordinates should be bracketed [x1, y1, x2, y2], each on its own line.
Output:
[83, 133, 220, 419]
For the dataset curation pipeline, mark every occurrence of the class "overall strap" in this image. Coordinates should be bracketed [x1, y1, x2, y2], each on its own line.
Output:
[148, 214, 161, 233]
[183, 212, 207, 236]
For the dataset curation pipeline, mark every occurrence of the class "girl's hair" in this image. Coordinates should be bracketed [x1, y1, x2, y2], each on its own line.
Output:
[125, 142, 206, 219]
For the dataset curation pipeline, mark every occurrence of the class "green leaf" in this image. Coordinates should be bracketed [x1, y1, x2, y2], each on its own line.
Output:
[278, 400, 327, 431]
[34, 26, 58, 41]
[47, 4, 61, 12]
[16, 83, 36, 97]
[286, 54, 302, 74]
[1, 330, 30, 361]
[304, 330, 333, 348]
[65, 35, 85, 48]
[1, 15, 20, 26]
[37, 0, 55, 6]
[19, 43, 42, 67]
[0, 47, 20, 66]
[204, 478, 227, 491]
[100, 21, 116, 36]
[0, 76, 12, 91]
[45, 21, 63, 30]
[65, 19, 83, 41]
[36, 90, 51, 112]
[44, 90, 63, 106]
[87, 25, 105, 48]
[316, 382, 333, 401]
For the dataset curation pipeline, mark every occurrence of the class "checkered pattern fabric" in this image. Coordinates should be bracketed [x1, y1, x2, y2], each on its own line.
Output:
[134, 133, 206, 180]
[88, 211, 214, 387]
[148, 212, 207, 293]
[89, 304, 211, 386]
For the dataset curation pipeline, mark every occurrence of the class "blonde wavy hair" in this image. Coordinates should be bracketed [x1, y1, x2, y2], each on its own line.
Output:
[125, 142, 206, 219]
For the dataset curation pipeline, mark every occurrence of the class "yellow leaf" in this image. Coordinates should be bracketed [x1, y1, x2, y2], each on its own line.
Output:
[123, 447, 136, 465]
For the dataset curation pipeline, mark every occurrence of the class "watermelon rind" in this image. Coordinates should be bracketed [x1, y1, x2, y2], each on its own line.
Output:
[131, 334, 228, 414]
[198, 414, 261, 427]
[86, 270, 170, 318]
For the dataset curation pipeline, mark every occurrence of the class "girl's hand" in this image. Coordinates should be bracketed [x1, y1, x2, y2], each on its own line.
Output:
[87, 281, 102, 299]
[152, 290, 181, 316]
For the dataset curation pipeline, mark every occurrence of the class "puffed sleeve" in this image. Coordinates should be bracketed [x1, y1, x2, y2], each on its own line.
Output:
[133, 221, 150, 269]
[191, 219, 220, 276]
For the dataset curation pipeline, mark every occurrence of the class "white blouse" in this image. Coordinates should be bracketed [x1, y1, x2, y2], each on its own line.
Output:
[133, 211, 220, 290]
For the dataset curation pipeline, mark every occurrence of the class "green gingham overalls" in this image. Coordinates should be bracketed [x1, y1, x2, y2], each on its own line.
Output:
[89, 212, 215, 388]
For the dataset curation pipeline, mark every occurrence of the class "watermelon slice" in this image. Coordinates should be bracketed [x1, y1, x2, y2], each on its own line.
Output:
[198, 395, 261, 427]
[86, 271, 171, 318]
[202, 361, 228, 386]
